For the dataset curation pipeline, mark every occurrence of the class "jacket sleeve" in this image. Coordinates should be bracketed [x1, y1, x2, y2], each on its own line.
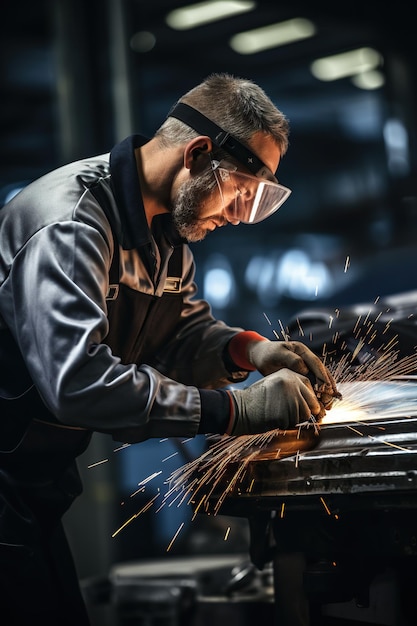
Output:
[150, 244, 251, 388]
[0, 217, 201, 441]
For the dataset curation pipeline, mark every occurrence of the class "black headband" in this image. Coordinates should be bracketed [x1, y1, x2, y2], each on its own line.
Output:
[168, 102, 275, 180]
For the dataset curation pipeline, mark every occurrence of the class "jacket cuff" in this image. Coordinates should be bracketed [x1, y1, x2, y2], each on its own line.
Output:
[228, 331, 267, 371]
[198, 389, 230, 434]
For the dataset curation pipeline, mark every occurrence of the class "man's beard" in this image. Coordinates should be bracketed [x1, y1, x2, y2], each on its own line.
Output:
[171, 168, 220, 242]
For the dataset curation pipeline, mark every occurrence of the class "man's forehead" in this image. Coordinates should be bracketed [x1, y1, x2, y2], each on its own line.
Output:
[247, 131, 281, 175]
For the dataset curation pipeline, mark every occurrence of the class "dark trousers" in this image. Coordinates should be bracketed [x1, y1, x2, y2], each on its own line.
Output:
[0, 517, 90, 626]
[0, 418, 92, 626]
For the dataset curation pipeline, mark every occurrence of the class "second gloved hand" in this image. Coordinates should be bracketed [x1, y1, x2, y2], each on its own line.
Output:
[246, 339, 341, 410]
[228, 369, 322, 436]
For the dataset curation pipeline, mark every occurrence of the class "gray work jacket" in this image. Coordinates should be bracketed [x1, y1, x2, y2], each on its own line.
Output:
[0, 135, 248, 448]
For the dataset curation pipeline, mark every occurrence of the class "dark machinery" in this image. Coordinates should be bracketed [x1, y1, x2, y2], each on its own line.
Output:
[192, 292, 417, 625]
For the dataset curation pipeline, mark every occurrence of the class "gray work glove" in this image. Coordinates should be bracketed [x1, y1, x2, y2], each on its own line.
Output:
[228, 369, 322, 436]
[246, 340, 341, 411]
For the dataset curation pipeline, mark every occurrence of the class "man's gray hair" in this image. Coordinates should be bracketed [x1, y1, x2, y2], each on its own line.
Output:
[155, 72, 289, 156]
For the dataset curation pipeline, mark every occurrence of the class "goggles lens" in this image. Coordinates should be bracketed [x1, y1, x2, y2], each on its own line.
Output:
[211, 160, 291, 224]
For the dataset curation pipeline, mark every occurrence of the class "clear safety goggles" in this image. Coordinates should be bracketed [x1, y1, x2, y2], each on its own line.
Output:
[211, 158, 292, 224]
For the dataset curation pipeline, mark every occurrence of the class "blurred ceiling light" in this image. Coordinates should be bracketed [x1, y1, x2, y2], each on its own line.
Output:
[166, 0, 255, 30]
[230, 18, 316, 54]
[130, 31, 157, 53]
[203, 253, 236, 308]
[351, 69, 385, 90]
[384, 118, 410, 176]
[311, 47, 382, 81]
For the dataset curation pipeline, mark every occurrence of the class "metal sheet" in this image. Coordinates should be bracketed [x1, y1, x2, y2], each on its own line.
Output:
[201, 381, 417, 516]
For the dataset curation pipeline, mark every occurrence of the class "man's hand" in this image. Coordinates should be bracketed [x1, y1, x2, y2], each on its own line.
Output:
[247, 339, 341, 411]
[228, 369, 323, 436]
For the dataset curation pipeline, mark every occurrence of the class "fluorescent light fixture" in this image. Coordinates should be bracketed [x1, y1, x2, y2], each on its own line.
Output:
[351, 69, 385, 90]
[230, 18, 316, 54]
[311, 47, 382, 82]
[166, 0, 255, 30]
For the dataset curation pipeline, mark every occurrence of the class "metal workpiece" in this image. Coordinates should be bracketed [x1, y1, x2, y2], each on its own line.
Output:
[204, 416, 417, 516]
[196, 381, 417, 517]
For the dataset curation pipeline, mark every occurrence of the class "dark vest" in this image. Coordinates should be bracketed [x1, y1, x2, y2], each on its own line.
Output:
[0, 231, 183, 454]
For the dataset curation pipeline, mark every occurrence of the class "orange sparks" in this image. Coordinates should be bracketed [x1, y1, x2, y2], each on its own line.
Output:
[112, 492, 160, 537]
[138, 471, 163, 486]
[263, 312, 272, 326]
[113, 443, 131, 452]
[320, 497, 332, 516]
[345, 425, 365, 436]
[87, 458, 108, 468]
[295, 449, 300, 468]
[162, 452, 179, 462]
[166, 522, 184, 552]
[344, 256, 350, 272]
[367, 436, 410, 452]
[110, 309, 417, 541]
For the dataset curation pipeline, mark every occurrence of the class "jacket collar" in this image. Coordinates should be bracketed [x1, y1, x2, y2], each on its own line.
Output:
[109, 134, 150, 250]
[109, 135, 184, 251]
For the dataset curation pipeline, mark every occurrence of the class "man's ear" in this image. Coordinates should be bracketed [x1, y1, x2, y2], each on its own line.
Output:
[183, 136, 213, 172]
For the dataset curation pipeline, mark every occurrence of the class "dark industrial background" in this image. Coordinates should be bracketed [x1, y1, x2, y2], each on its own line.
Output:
[1, 0, 417, 620]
